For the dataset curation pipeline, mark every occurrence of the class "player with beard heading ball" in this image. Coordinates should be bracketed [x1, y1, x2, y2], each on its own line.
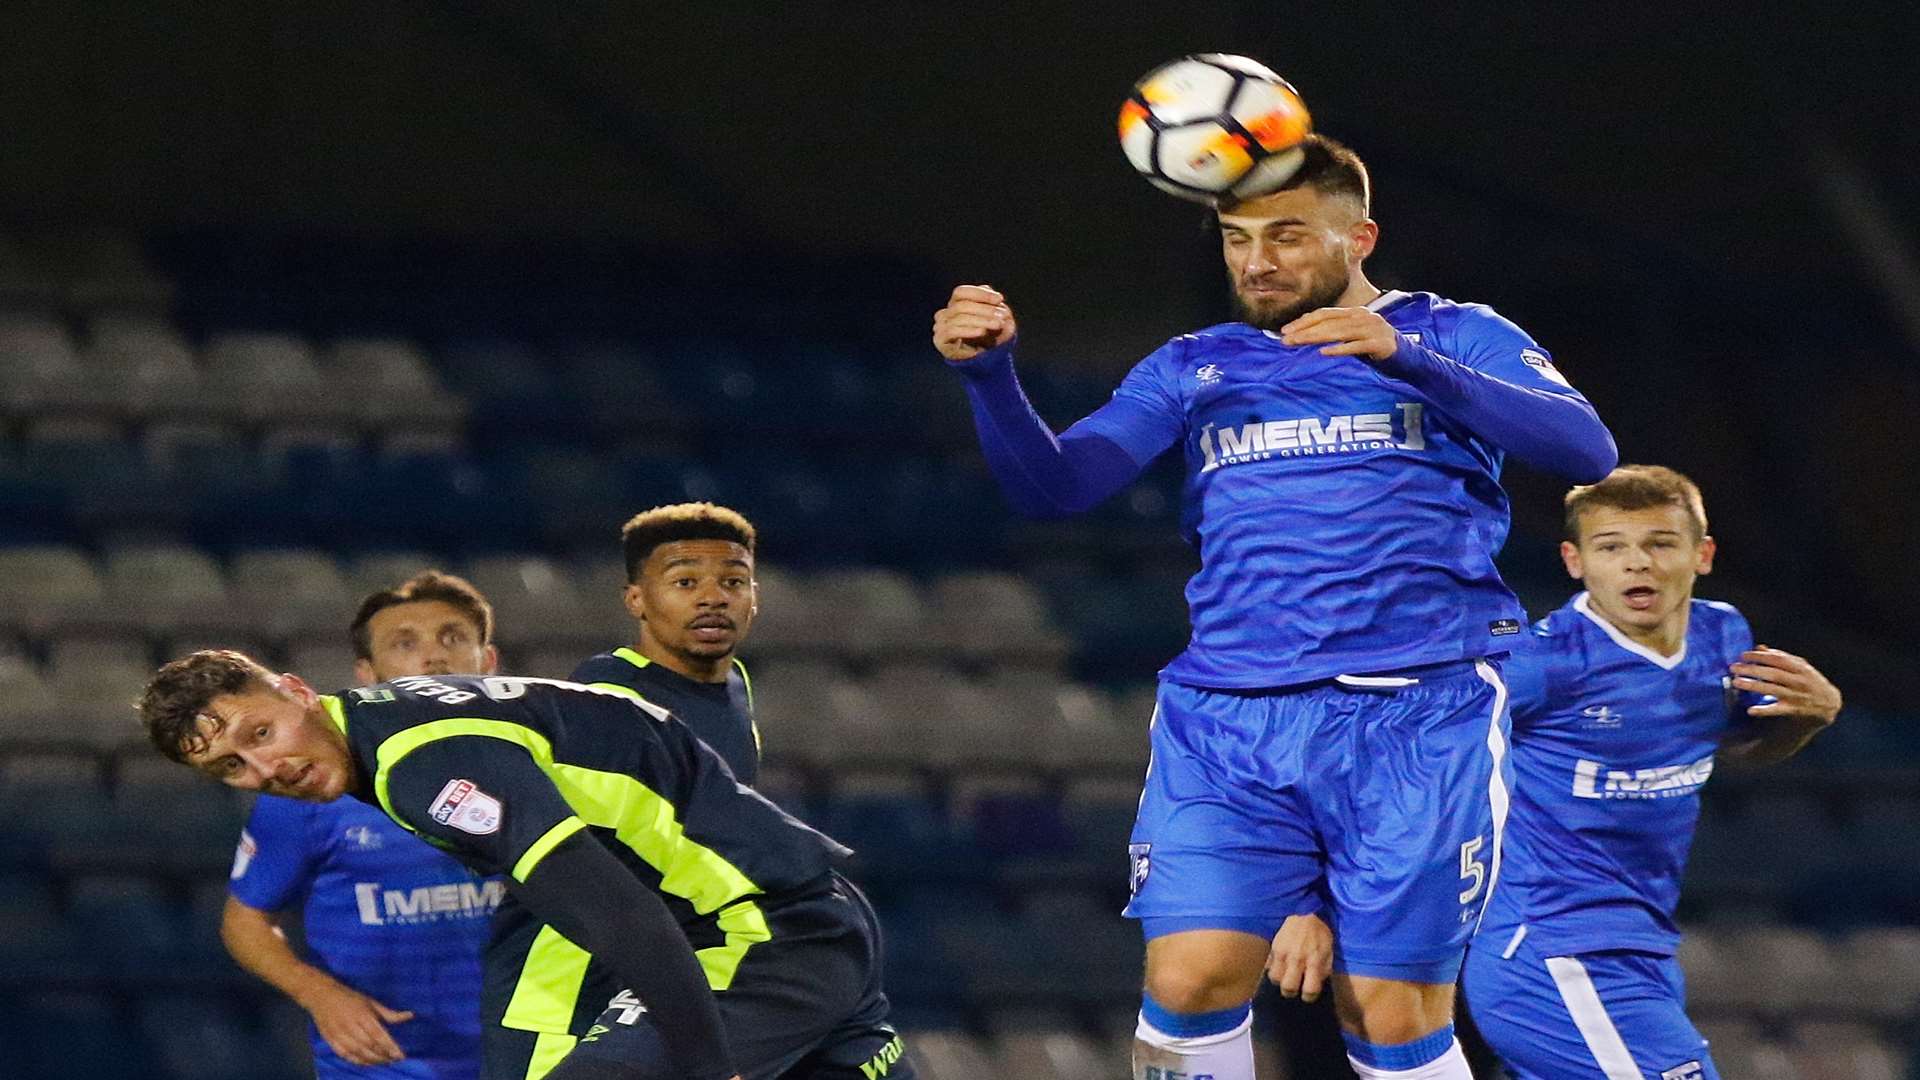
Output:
[932, 133, 1618, 1080]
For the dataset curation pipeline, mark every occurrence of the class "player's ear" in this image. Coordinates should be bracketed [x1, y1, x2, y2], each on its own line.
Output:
[1695, 535, 1717, 575]
[1559, 540, 1585, 580]
[1348, 218, 1379, 260]
[352, 658, 376, 685]
[482, 644, 501, 675]
[278, 672, 318, 704]
[622, 583, 647, 622]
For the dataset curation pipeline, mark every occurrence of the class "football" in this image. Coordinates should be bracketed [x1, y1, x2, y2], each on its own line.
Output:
[1117, 54, 1313, 205]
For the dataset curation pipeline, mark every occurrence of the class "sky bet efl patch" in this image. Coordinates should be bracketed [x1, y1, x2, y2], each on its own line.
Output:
[429, 778, 503, 835]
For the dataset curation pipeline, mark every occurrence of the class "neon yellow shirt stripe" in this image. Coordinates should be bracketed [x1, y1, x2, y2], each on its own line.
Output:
[370, 717, 768, 988]
[512, 816, 587, 882]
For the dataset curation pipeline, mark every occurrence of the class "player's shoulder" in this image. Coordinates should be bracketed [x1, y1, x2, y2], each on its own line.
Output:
[245, 791, 319, 831]
[1690, 597, 1753, 650]
[1406, 292, 1534, 345]
[568, 649, 638, 684]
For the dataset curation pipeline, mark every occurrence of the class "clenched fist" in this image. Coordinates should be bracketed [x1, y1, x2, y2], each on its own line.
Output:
[932, 284, 1018, 363]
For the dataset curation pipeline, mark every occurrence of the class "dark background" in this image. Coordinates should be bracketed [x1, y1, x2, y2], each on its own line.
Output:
[7, 2, 1913, 694]
[1, 7, 1916, 1078]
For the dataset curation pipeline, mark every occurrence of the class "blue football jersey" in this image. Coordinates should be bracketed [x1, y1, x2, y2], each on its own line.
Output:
[1479, 593, 1762, 957]
[230, 794, 499, 1065]
[1076, 291, 1590, 687]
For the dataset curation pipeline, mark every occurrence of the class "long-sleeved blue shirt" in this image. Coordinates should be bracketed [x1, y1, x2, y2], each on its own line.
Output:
[952, 290, 1618, 687]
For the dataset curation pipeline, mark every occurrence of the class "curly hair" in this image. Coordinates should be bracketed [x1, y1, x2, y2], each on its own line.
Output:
[620, 503, 758, 582]
[139, 649, 280, 763]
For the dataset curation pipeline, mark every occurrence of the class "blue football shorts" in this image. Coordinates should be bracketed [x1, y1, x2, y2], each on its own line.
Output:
[1464, 927, 1719, 1080]
[1123, 658, 1512, 983]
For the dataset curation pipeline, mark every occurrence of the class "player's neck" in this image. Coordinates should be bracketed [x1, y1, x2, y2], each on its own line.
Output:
[1610, 604, 1691, 658]
[1338, 272, 1383, 308]
[630, 635, 731, 684]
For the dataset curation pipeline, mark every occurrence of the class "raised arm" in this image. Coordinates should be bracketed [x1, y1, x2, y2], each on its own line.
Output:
[1280, 304, 1618, 481]
[934, 284, 1181, 518]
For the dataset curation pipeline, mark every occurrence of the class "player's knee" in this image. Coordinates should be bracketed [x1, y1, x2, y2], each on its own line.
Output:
[1332, 976, 1455, 1044]
[1142, 933, 1267, 1014]
[1142, 967, 1256, 1014]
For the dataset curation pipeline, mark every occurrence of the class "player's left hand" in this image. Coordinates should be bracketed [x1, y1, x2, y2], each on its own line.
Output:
[1265, 912, 1333, 1002]
[1731, 645, 1842, 726]
[1279, 307, 1401, 362]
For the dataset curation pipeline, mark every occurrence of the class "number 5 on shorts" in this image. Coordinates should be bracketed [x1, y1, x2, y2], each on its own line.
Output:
[1458, 835, 1486, 904]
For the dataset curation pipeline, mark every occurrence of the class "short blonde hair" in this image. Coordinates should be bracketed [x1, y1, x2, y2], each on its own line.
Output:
[620, 502, 757, 581]
[1564, 465, 1707, 542]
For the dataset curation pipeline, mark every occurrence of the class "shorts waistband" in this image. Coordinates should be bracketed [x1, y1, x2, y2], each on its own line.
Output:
[1174, 655, 1504, 696]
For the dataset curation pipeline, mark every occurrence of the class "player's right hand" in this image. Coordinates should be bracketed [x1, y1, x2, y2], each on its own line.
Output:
[302, 980, 414, 1065]
[1266, 912, 1334, 1002]
[932, 284, 1017, 362]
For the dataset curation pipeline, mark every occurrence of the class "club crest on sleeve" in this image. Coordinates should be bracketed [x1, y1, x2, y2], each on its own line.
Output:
[429, 778, 502, 835]
[1520, 347, 1572, 387]
[231, 829, 258, 880]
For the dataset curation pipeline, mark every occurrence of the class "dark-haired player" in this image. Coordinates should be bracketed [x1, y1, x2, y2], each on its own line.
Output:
[487, 504, 767, 1076]
[1462, 466, 1840, 1079]
[143, 652, 909, 1080]
[933, 133, 1619, 1080]
[571, 503, 761, 783]
[222, 571, 502, 1079]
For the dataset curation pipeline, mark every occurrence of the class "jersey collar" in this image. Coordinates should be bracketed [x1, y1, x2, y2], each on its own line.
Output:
[319, 694, 349, 734]
[1573, 592, 1687, 670]
[613, 646, 654, 671]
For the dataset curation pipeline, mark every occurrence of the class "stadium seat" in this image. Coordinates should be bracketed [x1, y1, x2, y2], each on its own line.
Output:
[1788, 1020, 1903, 1080]
[101, 543, 248, 636]
[738, 564, 820, 658]
[1833, 927, 1920, 1020]
[746, 658, 846, 766]
[81, 313, 207, 423]
[907, 1029, 998, 1080]
[949, 772, 1071, 862]
[45, 639, 158, 747]
[201, 330, 349, 425]
[140, 996, 304, 1080]
[319, 336, 466, 433]
[0, 545, 116, 636]
[0, 313, 98, 419]
[988, 1026, 1114, 1080]
[817, 769, 961, 882]
[343, 549, 450, 599]
[228, 547, 353, 643]
[286, 641, 362, 690]
[1713, 925, 1844, 1012]
[464, 553, 596, 651]
[9, 991, 155, 1078]
[925, 571, 1070, 668]
[67, 872, 188, 965]
[0, 655, 64, 748]
[804, 569, 933, 661]
[54, 229, 175, 312]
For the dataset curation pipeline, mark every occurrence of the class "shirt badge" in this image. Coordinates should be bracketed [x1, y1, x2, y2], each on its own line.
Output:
[429, 779, 503, 835]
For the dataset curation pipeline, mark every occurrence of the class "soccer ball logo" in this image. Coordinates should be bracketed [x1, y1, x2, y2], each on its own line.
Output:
[1118, 53, 1313, 205]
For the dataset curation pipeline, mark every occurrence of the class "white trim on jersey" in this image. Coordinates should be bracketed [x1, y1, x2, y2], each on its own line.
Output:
[1573, 592, 1687, 670]
[1500, 924, 1528, 960]
[1367, 289, 1412, 312]
[1473, 660, 1511, 932]
[1545, 956, 1643, 1080]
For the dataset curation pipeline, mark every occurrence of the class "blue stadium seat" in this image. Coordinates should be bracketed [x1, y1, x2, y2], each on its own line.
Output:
[8, 992, 156, 1079]
[140, 996, 305, 1080]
